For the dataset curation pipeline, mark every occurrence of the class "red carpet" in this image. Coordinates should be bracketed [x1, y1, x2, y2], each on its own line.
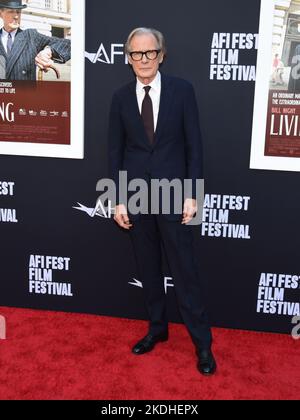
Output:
[0, 307, 299, 400]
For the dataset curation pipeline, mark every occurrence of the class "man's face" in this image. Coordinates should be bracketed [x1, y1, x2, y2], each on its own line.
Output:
[128, 33, 164, 83]
[0, 9, 22, 32]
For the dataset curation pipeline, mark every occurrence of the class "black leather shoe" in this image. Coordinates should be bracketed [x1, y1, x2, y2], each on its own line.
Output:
[132, 332, 168, 355]
[197, 349, 217, 376]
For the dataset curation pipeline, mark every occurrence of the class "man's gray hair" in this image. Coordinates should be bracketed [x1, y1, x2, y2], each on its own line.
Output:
[125, 27, 167, 55]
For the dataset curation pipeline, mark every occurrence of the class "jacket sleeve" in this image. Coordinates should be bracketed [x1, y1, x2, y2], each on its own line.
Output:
[31, 29, 71, 63]
[183, 82, 204, 200]
[108, 92, 126, 206]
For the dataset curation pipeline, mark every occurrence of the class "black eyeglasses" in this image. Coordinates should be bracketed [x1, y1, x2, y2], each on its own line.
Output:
[129, 50, 161, 61]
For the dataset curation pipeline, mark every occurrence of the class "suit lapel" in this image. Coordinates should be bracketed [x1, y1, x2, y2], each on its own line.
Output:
[128, 81, 153, 150]
[0, 29, 8, 60]
[154, 73, 174, 146]
[6, 28, 26, 79]
[127, 73, 174, 150]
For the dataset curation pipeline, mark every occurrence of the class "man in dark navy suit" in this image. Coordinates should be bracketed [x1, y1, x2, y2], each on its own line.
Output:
[108, 27, 216, 376]
[0, 0, 70, 80]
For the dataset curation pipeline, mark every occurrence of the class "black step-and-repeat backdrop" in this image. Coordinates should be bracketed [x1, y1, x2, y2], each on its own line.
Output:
[0, 0, 299, 334]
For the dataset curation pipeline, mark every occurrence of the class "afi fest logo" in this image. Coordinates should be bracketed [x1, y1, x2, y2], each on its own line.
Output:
[73, 197, 113, 219]
[291, 316, 300, 340]
[85, 43, 128, 65]
[130, 277, 174, 294]
[0, 315, 6, 340]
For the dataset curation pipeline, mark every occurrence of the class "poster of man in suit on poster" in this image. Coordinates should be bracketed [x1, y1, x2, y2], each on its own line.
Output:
[251, 0, 300, 172]
[0, 0, 85, 159]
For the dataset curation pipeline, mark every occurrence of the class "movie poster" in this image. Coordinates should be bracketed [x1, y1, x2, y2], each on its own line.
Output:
[0, 0, 85, 159]
[250, 0, 300, 172]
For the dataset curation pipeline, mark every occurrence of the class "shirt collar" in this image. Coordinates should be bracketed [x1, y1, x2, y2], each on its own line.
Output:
[2, 28, 18, 38]
[136, 71, 161, 93]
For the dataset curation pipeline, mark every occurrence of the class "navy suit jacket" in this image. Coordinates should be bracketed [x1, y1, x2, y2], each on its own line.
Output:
[0, 28, 71, 81]
[108, 73, 204, 221]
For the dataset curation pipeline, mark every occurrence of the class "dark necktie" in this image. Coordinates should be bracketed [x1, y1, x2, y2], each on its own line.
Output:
[7, 33, 13, 55]
[141, 86, 154, 145]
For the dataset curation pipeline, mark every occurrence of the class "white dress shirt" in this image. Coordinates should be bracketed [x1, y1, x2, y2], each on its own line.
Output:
[1, 28, 18, 53]
[136, 71, 161, 131]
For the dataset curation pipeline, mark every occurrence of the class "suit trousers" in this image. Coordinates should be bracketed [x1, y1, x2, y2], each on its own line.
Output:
[128, 213, 212, 350]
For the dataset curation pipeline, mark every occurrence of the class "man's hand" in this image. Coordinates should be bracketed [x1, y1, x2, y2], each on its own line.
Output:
[35, 46, 54, 71]
[114, 204, 133, 230]
[182, 198, 198, 224]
